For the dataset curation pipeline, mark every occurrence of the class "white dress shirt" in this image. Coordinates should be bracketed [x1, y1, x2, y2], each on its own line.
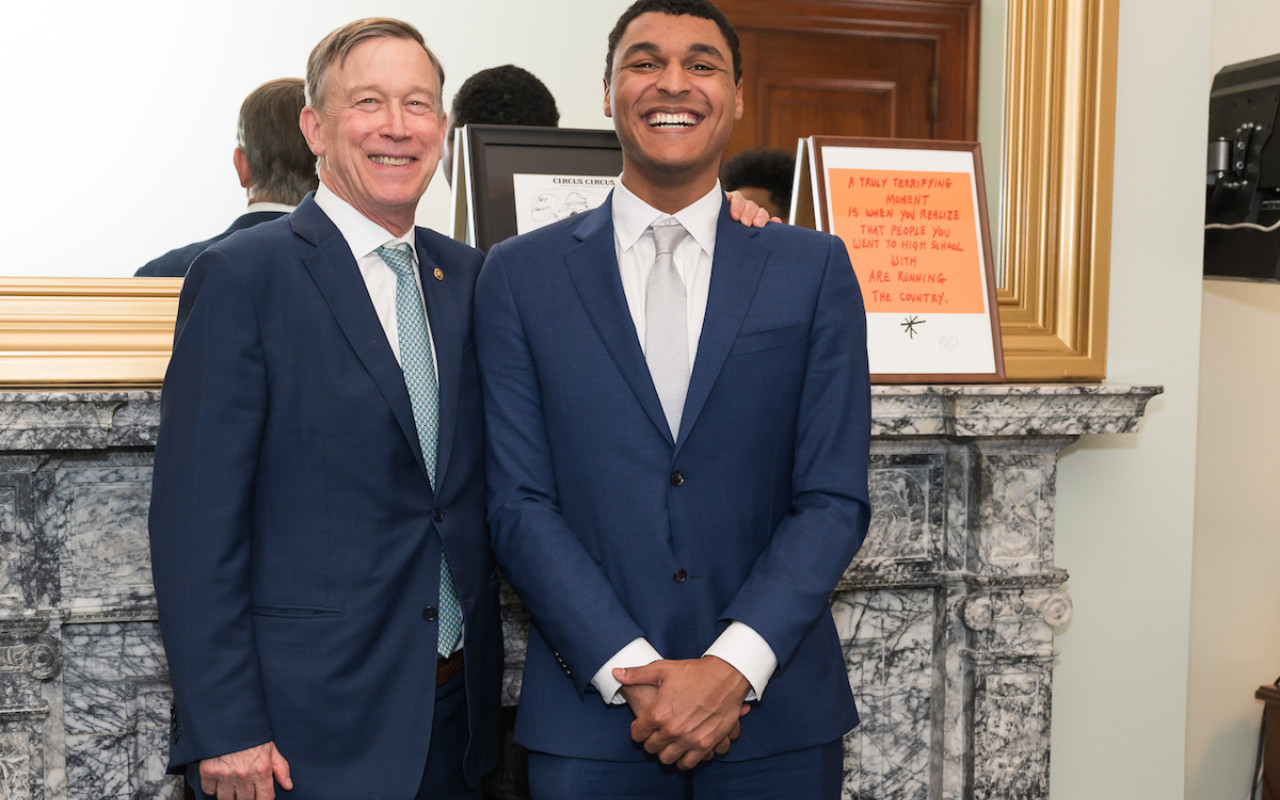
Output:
[589, 179, 779, 705]
[312, 184, 438, 376]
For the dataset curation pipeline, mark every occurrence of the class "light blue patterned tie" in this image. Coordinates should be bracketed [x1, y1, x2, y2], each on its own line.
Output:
[376, 243, 462, 658]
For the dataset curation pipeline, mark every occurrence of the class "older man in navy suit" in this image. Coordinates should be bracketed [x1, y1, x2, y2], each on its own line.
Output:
[475, 1, 871, 798]
[136, 78, 317, 278]
[149, 19, 500, 800]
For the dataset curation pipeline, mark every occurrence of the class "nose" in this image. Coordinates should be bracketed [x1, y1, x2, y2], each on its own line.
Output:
[381, 103, 409, 138]
[655, 64, 691, 96]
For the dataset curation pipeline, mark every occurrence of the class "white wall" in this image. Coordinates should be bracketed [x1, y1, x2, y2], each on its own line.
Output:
[977, 0, 1006, 278]
[0, 0, 633, 277]
[1049, 1, 1210, 797]
[1185, 2, 1280, 798]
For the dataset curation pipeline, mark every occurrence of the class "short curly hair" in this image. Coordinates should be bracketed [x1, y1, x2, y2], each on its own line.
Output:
[605, 0, 742, 83]
[449, 65, 560, 129]
[721, 148, 796, 216]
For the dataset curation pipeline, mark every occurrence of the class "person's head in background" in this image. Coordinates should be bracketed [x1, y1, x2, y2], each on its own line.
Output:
[720, 147, 794, 220]
[234, 78, 317, 206]
[443, 64, 560, 184]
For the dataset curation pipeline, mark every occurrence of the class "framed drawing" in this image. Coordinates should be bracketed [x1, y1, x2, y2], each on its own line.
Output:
[794, 136, 1005, 383]
[452, 124, 623, 252]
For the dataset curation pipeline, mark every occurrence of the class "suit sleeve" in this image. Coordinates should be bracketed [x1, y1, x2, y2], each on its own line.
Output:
[149, 249, 275, 769]
[474, 244, 649, 696]
[719, 235, 872, 669]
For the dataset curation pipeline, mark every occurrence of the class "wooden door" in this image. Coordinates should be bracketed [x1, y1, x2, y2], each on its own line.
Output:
[716, 0, 980, 156]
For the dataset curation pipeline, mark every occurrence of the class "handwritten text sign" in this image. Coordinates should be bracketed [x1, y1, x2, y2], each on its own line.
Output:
[828, 168, 983, 315]
[807, 138, 1003, 382]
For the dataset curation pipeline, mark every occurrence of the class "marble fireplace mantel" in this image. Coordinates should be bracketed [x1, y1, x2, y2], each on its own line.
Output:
[0, 385, 1160, 799]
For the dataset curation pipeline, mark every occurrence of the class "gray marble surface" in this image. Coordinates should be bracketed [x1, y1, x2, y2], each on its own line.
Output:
[0, 385, 1161, 799]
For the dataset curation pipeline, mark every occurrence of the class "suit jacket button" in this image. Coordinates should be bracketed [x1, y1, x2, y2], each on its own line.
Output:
[423, 606, 438, 621]
[433, 509, 444, 523]
[673, 569, 688, 584]
[670, 471, 685, 486]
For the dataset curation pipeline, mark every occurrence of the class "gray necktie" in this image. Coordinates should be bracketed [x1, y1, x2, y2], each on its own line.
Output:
[645, 222, 689, 437]
[375, 244, 463, 658]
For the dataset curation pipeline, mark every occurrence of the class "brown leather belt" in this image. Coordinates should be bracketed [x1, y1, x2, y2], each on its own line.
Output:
[437, 649, 464, 688]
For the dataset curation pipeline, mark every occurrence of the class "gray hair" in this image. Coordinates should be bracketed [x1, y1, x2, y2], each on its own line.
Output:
[305, 18, 445, 113]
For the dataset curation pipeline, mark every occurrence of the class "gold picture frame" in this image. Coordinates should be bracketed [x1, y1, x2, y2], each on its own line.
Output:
[0, 0, 1117, 388]
[999, 0, 1117, 380]
[0, 278, 178, 388]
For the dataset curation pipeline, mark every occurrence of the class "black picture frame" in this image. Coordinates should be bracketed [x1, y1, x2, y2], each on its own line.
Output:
[454, 124, 623, 252]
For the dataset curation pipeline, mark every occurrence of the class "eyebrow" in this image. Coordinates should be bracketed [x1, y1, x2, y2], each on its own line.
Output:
[346, 83, 439, 100]
[621, 40, 728, 64]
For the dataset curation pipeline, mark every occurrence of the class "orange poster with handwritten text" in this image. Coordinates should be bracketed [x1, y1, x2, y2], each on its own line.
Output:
[829, 168, 984, 314]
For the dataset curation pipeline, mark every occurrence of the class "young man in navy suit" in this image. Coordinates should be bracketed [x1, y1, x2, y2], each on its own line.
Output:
[150, 19, 500, 800]
[475, 1, 872, 797]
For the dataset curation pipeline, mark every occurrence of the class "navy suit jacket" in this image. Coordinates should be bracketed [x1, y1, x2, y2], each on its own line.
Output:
[475, 196, 871, 762]
[135, 210, 287, 277]
[149, 195, 500, 798]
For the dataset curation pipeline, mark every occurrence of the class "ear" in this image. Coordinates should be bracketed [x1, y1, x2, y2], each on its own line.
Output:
[436, 111, 449, 151]
[603, 78, 613, 119]
[299, 106, 326, 157]
[233, 147, 251, 189]
[734, 80, 744, 121]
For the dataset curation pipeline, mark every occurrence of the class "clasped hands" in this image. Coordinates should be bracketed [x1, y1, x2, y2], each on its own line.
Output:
[614, 655, 752, 770]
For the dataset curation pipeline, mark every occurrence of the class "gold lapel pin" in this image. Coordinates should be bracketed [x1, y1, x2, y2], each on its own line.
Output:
[433, 268, 444, 281]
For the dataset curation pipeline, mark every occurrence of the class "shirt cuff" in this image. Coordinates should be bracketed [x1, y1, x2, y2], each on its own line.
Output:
[590, 638, 663, 705]
[704, 621, 778, 701]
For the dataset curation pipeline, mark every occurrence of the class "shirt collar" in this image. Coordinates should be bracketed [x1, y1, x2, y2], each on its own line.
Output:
[611, 179, 723, 254]
[314, 182, 418, 262]
[245, 201, 296, 215]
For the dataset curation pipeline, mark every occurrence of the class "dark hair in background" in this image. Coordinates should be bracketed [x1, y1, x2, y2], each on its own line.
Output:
[605, 0, 742, 83]
[450, 65, 560, 130]
[237, 78, 317, 205]
[721, 148, 796, 216]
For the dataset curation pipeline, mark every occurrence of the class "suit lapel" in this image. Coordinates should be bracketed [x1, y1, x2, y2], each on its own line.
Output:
[418, 232, 462, 489]
[677, 209, 768, 450]
[292, 200, 432, 484]
[564, 202, 675, 445]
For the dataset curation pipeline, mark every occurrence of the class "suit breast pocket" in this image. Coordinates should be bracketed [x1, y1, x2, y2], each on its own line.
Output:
[728, 324, 806, 358]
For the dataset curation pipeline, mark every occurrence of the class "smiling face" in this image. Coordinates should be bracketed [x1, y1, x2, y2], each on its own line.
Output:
[300, 36, 446, 235]
[605, 12, 743, 212]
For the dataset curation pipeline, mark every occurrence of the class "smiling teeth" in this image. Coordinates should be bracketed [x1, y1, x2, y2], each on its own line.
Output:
[370, 155, 412, 166]
[648, 112, 698, 127]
